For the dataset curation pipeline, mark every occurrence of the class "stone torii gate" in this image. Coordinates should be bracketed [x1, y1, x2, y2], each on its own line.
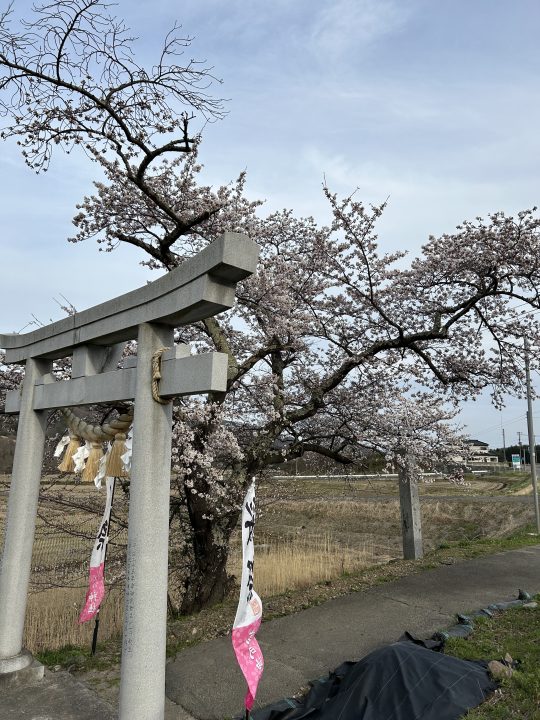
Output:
[0, 232, 258, 719]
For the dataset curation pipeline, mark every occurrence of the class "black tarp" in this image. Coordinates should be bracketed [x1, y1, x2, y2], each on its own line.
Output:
[249, 641, 497, 720]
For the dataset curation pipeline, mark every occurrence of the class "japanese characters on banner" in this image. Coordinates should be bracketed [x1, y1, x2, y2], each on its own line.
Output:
[232, 480, 264, 713]
[79, 476, 114, 623]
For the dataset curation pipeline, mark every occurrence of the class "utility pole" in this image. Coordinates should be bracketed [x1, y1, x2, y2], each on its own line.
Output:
[502, 427, 507, 465]
[524, 338, 540, 534]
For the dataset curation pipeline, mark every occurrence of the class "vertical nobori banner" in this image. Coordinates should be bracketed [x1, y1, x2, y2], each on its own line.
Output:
[79, 476, 115, 623]
[232, 480, 264, 715]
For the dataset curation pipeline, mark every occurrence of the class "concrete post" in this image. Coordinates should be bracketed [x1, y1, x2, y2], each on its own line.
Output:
[524, 338, 540, 534]
[119, 323, 174, 720]
[0, 357, 51, 667]
[398, 450, 424, 560]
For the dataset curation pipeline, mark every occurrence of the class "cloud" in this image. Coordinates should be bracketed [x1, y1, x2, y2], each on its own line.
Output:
[300, 143, 539, 257]
[310, 0, 409, 57]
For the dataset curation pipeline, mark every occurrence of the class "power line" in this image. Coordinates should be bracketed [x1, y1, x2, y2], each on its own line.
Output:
[480, 413, 525, 434]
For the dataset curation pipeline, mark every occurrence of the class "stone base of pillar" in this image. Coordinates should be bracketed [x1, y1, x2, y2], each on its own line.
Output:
[0, 650, 44, 689]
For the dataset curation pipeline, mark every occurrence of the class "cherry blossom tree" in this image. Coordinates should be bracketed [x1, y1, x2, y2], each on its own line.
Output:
[2, 1, 540, 613]
[69, 158, 540, 610]
[0, 0, 224, 240]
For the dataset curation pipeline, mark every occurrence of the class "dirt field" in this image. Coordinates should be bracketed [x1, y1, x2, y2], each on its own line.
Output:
[0, 471, 535, 651]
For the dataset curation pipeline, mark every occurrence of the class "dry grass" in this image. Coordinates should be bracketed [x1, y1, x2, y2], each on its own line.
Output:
[0, 473, 536, 652]
[26, 531, 380, 652]
[229, 534, 378, 597]
[421, 500, 531, 541]
[25, 533, 380, 652]
[257, 493, 533, 559]
[24, 586, 124, 654]
[0, 477, 128, 653]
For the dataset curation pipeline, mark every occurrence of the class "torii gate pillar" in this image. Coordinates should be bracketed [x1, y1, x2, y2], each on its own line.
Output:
[119, 322, 174, 718]
[0, 358, 50, 671]
[0, 232, 259, 719]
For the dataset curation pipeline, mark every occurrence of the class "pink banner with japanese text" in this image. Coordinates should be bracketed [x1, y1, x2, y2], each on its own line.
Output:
[79, 476, 114, 623]
[232, 480, 264, 712]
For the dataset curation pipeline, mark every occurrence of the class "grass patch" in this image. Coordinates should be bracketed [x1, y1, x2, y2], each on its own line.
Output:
[35, 642, 118, 672]
[445, 595, 540, 718]
[446, 525, 540, 555]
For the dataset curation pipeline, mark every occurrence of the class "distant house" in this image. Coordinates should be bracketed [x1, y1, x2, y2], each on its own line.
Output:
[465, 439, 499, 464]
[466, 439, 489, 454]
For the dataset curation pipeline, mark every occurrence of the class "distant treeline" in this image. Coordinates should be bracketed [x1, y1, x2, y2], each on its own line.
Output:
[492, 445, 540, 463]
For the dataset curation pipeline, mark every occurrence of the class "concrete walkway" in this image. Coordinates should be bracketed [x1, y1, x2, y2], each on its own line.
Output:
[1, 545, 539, 719]
[0, 668, 117, 719]
[166, 545, 540, 720]
[0, 667, 194, 720]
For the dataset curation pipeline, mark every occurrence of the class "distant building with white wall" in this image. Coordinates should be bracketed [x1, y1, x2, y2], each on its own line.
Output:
[465, 439, 499, 463]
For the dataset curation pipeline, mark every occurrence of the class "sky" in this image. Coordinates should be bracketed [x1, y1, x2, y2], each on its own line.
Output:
[0, 0, 539, 449]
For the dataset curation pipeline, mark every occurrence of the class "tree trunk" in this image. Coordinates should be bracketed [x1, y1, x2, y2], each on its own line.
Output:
[173, 484, 242, 615]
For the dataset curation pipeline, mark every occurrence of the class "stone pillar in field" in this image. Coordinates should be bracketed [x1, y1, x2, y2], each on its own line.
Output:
[398, 449, 423, 560]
